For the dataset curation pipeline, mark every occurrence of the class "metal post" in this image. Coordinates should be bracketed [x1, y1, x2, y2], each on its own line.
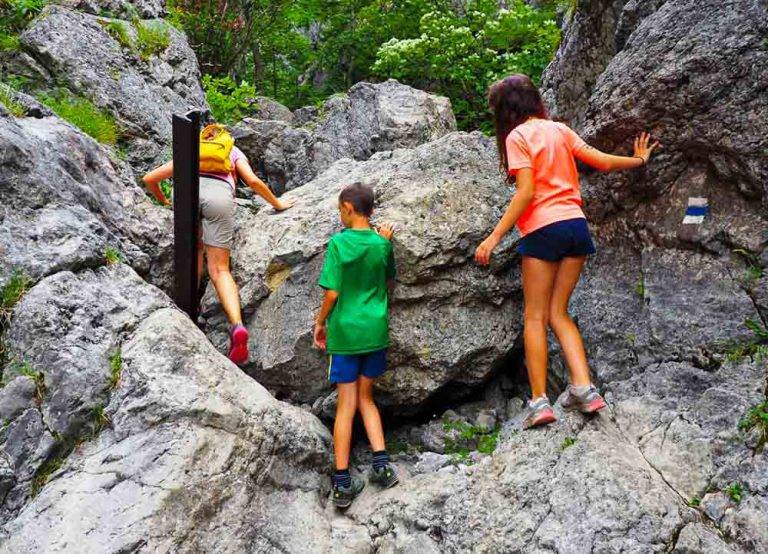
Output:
[172, 109, 201, 321]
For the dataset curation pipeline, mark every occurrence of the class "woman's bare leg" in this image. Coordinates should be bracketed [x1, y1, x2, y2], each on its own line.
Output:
[548, 256, 591, 387]
[205, 245, 243, 326]
[521, 256, 559, 398]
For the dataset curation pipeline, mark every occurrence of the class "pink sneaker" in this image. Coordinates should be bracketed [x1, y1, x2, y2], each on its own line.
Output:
[561, 384, 607, 414]
[228, 324, 249, 365]
[523, 397, 557, 429]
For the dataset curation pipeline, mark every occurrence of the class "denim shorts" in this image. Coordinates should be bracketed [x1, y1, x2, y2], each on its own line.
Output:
[328, 349, 387, 384]
[516, 218, 596, 261]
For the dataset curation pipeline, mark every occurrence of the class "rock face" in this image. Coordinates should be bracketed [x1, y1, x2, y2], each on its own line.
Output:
[18, 5, 207, 173]
[232, 80, 457, 194]
[0, 265, 333, 551]
[0, 112, 173, 290]
[203, 131, 521, 412]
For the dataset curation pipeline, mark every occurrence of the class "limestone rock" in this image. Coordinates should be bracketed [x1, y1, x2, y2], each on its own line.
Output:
[234, 80, 457, 194]
[0, 114, 173, 290]
[20, 5, 208, 174]
[203, 132, 520, 412]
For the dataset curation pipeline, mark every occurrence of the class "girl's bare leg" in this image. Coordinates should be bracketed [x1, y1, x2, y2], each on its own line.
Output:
[521, 256, 559, 398]
[548, 256, 591, 387]
[205, 245, 243, 326]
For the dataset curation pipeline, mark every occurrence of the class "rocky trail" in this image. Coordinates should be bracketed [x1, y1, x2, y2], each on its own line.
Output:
[0, 0, 766, 552]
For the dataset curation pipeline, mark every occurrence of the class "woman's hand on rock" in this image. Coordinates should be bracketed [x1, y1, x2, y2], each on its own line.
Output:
[274, 198, 296, 212]
[377, 223, 395, 240]
[475, 233, 501, 266]
[633, 132, 659, 164]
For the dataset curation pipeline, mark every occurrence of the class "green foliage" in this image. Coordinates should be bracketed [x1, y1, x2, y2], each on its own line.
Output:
[443, 418, 500, 461]
[0, 30, 20, 51]
[37, 91, 118, 145]
[372, 0, 560, 129]
[687, 495, 701, 507]
[100, 19, 132, 48]
[30, 452, 64, 496]
[733, 248, 764, 284]
[134, 19, 170, 59]
[745, 318, 768, 341]
[108, 349, 122, 390]
[0, 80, 24, 116]
[104, 246, 123, 265]
[202, 74, 256, 124]
[739, 401, 768, 453]
[724, 482, 743, 504]
[559, 436, 576, 450]
[0, 0, 47, 34]
[389, 439, 421, 455]
[90, 404, 110, 434]
[0, 270, 31, 369]
[634, 278, 644, 297]
[159, 179, 172, 200]
[2, 360, 45, 400]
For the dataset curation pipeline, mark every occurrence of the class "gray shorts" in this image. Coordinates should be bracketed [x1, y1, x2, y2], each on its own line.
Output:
[199, 177, 235, 249]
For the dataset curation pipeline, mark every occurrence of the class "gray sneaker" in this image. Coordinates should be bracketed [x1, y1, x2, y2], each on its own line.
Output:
[370, 464, 399, 489]
[331, 475, 365, 509]
[522, 397, 557, 429]
[561, 384, 607, 414]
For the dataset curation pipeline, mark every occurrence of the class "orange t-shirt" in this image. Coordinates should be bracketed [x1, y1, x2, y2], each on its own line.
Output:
[505, 119, 588, 237]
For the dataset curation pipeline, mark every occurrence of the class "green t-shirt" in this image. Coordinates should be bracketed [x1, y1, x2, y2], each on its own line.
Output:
[318, 228, 396, 354]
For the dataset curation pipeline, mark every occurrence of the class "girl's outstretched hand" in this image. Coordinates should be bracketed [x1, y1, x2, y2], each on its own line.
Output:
[475, 234, 501, 266]
[633, 132, 660, 164]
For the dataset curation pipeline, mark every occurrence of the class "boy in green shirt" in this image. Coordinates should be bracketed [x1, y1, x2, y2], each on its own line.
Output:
[313, 183, 399, 508]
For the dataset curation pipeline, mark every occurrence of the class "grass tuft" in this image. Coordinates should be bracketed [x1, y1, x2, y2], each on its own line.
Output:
[0, 270, 32, 368]
[37, 91, 118, 145]
[559, 436, 576, 450]
[108, 349, 122, 389]
[739, 401, 768, 453]
[442, 419, 500, 463]
[134, 20, 170, 59]
[104, 246, 123, 265]
[0, 81, 25, 117]
[90, 404, 110, 434]
[724, 482, 744, 504]
[30, 454, 64, 496]
[634, 278, 644, 297]
[687, 495, 701, 507]
[100, 19, 132, 48]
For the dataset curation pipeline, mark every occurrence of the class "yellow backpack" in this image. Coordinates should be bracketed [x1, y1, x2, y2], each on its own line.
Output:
[199, 124, 234, 173]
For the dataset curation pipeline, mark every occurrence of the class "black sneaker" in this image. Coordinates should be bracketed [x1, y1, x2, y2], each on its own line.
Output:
[331, 475, 365, 509]
[369, 463, 399, 489]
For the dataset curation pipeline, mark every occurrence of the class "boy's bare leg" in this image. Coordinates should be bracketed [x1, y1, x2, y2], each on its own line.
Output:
[205, 245, 243, 326]
[357, 375, 385, 452]
[521, 256, 559, 398]
[548, 256, 591, 387]
[334, 382, 359, 470]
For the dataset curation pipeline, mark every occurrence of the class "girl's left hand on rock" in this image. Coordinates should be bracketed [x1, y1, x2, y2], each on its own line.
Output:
[475, 234, 500, 266]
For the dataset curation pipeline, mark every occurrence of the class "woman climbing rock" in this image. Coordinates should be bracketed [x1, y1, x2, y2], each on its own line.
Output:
[475, 74, 659, 429]
[142, 124, 294, 365]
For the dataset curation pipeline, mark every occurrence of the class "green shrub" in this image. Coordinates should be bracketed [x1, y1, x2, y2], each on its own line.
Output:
[134, 20, 170, 59]
[0, 31, 20, 51]
[0, 0, 47, 33]
[37, 92, 118, 145]
[372, 0, 560, 130]
[202, 74, 256, 124]
[0, 81, 24, 117]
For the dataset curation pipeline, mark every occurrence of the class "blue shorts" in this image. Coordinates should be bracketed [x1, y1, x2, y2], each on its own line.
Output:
[516, 218, 596, 262]
[328, 349, 387, 384]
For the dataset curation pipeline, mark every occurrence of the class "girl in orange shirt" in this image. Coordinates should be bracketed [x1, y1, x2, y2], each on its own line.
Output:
[475, 74, 658, 429]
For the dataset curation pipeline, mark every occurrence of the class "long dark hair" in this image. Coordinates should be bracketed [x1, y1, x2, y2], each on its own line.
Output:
[488, 74, 548, 180]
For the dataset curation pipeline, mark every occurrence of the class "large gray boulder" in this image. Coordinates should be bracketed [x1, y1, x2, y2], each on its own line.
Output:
[0, 265, 333, 550]
[54, 0, 165, 18]
[233, 80, 457, 194]
[19, 5, 208, 174]
[0, 113, 173, 290]
[203, 132, 521, 412]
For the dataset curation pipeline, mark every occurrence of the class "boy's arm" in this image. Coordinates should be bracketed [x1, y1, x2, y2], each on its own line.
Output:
[142, 161, 174, 206]
[235, 158, 295, 211]
[313, 289, 339, 350]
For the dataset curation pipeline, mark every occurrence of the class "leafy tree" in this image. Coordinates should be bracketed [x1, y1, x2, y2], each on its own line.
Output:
[372, 0, 560, 130]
